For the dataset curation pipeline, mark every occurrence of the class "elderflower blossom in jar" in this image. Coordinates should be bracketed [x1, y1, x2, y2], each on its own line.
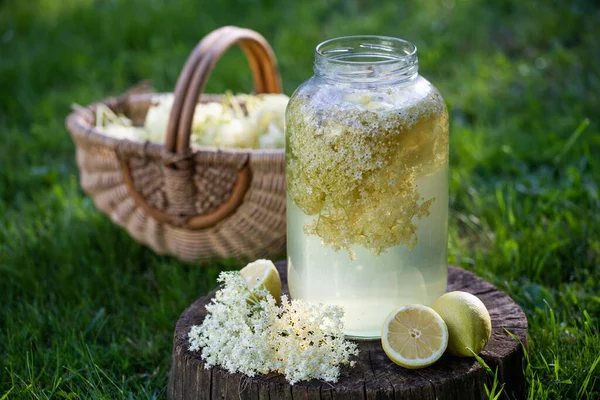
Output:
[286, 36, 449, 339]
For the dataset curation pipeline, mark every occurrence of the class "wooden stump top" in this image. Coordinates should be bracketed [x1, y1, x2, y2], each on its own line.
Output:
[169, 262, 528, 400]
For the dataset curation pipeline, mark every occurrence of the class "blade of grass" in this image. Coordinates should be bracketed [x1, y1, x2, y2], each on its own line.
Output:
[577, 351, 600, 400]
[554, 118, 590, 165]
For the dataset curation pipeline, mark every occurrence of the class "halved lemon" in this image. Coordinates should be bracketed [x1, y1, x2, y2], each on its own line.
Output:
[240, 259, 281, 303]
[381, 304, 448, 369]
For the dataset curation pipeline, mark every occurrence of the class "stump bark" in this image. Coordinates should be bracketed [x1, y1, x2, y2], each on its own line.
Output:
[168, 262, 528, 400]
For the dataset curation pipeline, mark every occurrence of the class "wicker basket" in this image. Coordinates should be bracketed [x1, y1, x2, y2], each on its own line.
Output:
[65, 26, 286, 263]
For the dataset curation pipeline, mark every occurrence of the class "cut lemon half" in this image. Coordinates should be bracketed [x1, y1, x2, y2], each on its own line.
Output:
[240, 259, 281, 303]
[381, 304, 448, 369]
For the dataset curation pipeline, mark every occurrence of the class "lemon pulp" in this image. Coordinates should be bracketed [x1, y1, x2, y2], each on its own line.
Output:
[240, 259, 282, 303]
[381, 304, 448, 369]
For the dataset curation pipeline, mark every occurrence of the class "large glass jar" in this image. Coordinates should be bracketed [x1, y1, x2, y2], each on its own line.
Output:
[286, 36, 449, 339]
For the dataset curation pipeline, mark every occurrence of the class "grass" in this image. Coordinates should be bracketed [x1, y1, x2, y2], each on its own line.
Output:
[0, 0, 599, 398]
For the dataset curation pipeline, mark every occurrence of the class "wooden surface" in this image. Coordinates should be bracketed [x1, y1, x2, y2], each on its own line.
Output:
[168, 261, 528, 400]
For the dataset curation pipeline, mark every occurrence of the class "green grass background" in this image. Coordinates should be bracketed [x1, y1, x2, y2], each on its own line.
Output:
[1, 0, 599, 398]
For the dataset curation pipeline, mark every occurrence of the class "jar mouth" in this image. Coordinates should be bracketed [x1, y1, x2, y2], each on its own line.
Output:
[314, 36, 418, 85]
[316, 35, 417, 65]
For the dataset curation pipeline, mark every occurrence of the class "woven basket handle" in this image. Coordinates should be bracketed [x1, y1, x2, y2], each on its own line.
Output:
[164, 26, 282, 154]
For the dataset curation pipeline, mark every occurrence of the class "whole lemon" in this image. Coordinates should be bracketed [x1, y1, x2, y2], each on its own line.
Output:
[431, 291, 492, 357]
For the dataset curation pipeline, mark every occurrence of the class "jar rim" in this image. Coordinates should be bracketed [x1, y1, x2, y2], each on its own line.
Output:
[315, 35, 417, 65]
[314, 35, 419, 85]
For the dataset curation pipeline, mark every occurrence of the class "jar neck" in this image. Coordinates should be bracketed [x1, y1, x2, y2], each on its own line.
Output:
[313, 36, 418, 87]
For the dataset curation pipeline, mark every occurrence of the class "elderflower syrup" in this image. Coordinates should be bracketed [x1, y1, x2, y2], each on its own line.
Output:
[286, 36, 449, 339]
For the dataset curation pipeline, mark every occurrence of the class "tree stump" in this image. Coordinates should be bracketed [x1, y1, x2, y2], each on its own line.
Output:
[169, 262, 528, 400]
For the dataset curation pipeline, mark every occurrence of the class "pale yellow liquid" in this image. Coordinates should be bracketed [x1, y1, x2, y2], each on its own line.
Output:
[287, 165, 448, 339]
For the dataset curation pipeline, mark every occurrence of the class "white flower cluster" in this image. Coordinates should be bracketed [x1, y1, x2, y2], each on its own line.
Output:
[94, 104, 146, 141]
[188, 272, 358, 385]
[96, 93, 288, 150]
[188, 272, 277, 376]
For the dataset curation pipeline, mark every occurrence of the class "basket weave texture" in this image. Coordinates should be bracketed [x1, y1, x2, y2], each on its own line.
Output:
[65, 26, 286, 262]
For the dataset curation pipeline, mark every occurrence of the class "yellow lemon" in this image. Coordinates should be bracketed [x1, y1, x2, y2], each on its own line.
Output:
[240, 259, 281, 303]
[431, 291, 492, 357]
[381, 304, 448, 369]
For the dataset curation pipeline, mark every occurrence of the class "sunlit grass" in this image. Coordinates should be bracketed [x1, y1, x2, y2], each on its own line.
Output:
[1, 0, 599, 398]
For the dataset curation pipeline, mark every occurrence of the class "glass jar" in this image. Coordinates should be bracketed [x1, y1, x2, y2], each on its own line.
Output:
[286, 36, 449, 339]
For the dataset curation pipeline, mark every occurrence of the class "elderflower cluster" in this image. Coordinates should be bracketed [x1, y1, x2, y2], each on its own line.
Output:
[271, 296, 358, 383]
[286, 84, 448, 257]
[188, 272, 277, 376]
[188, 272, 358, 385]
[96, 93, 288, 149]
